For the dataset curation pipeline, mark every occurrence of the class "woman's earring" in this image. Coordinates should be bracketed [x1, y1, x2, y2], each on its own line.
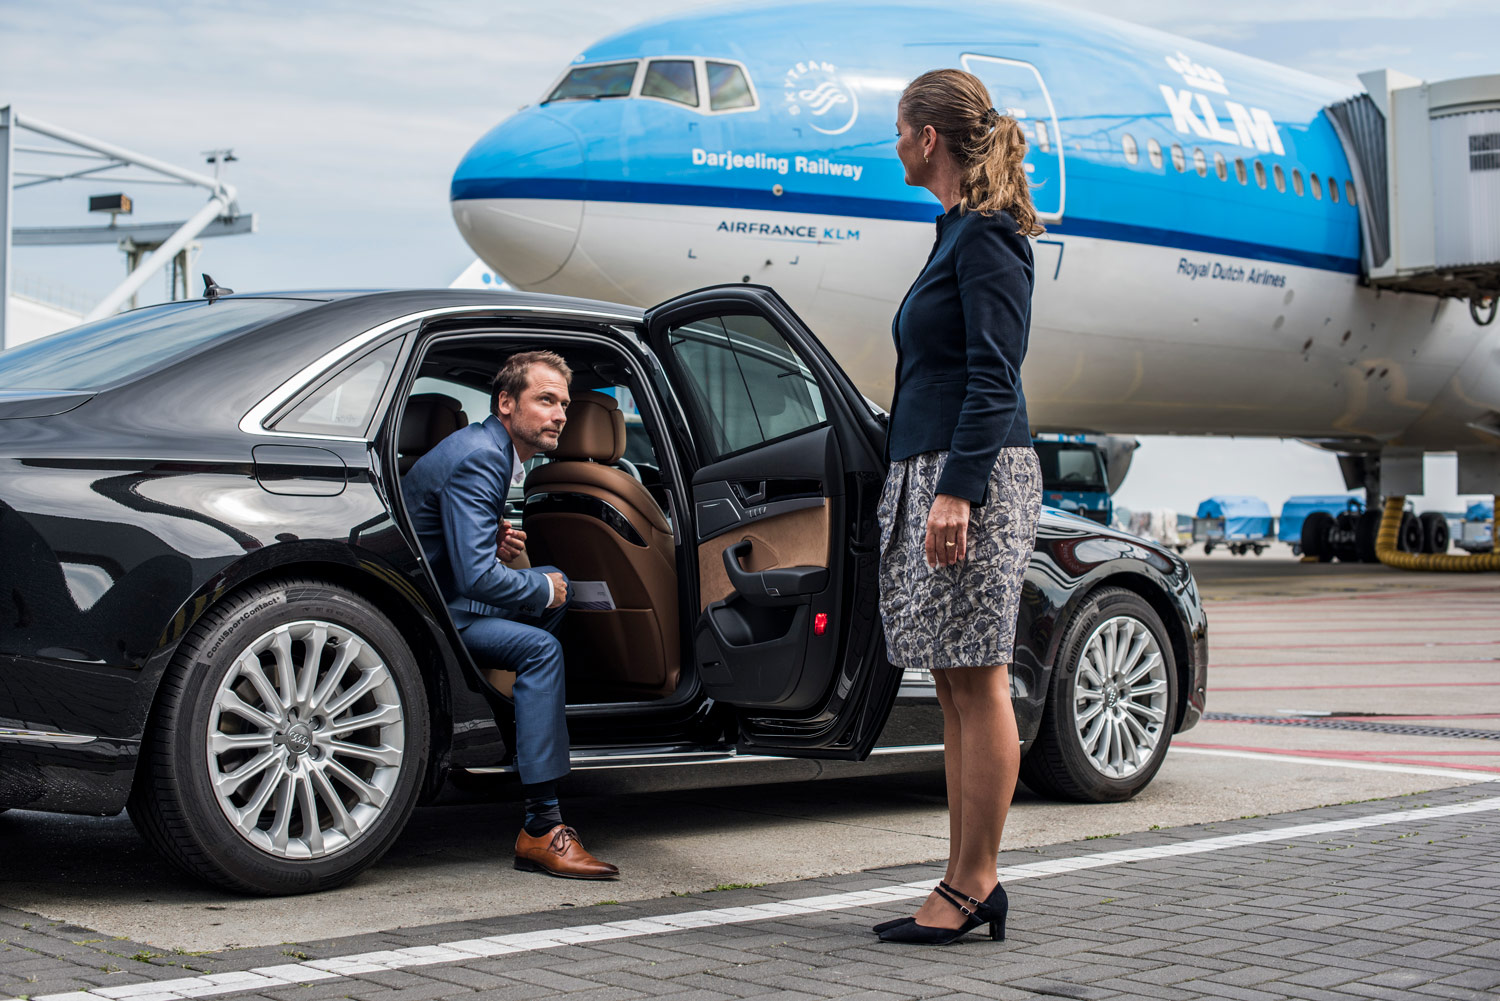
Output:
[923, 154, 929, 164]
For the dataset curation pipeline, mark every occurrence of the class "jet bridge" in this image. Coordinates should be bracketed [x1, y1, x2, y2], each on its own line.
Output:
[1328, 71, 1500, 324]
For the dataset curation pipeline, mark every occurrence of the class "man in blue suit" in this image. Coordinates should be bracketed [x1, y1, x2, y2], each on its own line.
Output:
[404, 350, 618, 879]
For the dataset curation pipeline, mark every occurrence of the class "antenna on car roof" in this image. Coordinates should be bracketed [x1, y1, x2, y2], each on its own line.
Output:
[202, 274, 234, 301]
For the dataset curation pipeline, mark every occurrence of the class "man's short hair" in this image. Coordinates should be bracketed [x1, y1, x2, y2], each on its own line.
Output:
[491, 350, 572, 416]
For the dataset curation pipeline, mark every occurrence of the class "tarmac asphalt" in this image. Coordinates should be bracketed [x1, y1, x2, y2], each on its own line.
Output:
[2, 548, 1498, 1000]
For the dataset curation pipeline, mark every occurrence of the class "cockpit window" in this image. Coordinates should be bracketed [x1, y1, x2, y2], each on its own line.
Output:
[546, 61, 637, 103]
[707, 61, 755, 111]
[642, 59, 698, 107]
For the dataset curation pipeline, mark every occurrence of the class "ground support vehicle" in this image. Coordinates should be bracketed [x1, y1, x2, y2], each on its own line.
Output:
[0, 287, 1208, 894]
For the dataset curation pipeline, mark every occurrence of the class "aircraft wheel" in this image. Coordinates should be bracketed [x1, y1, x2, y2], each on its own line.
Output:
[1301, 511, 1333, 562]
[1399, 512, 1424, 553]
[1356, 510, 1382, 563]
[1420, 512, 1450, 554]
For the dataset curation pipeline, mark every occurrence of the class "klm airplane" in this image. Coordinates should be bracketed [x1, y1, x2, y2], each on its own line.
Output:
[450, 0, 1500, 488]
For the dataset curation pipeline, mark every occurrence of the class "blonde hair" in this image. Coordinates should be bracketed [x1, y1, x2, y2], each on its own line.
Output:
[900, 68, 1044, 236]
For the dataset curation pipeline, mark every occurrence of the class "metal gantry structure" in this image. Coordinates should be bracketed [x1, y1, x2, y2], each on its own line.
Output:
[0, 106, 256, 349]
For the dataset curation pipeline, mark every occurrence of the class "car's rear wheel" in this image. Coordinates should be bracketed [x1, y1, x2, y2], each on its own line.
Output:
[129, 579, 429, 894]
[1020, 587, 1177, 802]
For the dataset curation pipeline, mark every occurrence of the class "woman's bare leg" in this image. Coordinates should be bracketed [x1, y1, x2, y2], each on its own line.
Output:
[912, 664, 1016, 927]
[934, 670, 963, 885]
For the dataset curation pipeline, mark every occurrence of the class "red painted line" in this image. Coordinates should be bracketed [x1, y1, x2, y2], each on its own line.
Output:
[1208, 658, 1499, 669]
[1332, 714, 1500, 722]
[1214, 641, 1500, 651]
[1206, 587, 1500, 609]
[1212, 681, 1500, 692]
[1175, 741, 1500, 774]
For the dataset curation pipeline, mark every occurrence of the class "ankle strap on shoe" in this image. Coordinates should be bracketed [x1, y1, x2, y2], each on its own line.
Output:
[933, 883, 976, 918]
[938, 881, 981, 910]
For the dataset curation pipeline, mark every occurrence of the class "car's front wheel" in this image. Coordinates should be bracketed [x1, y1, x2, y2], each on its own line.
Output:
[1020, 587, 1178, 802]
[129, 579, 429, 894]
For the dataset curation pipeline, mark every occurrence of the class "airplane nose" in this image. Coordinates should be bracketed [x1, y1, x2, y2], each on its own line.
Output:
[450, 112, 584, 286]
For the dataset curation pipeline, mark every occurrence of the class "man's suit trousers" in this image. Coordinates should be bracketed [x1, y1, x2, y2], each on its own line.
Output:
[458, 566, 570, 785]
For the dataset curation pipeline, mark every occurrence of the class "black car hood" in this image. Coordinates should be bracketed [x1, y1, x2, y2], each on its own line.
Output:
[0, 390, 95, 419]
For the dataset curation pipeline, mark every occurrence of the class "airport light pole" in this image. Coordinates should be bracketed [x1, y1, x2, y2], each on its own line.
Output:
[1, 106, 14, 351]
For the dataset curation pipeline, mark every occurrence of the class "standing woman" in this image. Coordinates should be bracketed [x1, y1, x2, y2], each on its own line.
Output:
[875, 69, 1045, 946]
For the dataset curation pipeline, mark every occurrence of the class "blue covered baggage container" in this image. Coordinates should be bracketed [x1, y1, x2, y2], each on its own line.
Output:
[1193, 495, 1275, 555]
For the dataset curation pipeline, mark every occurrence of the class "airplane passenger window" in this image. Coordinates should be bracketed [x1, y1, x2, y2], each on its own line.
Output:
[1034, 121, 1051, 153]
[1170, 143, 1186, 172]
[1234, 158, 1247, 184]
[1253, 161, 1267, 189]
[1214, 151, 1227, 181]
[1346, 180, 1357, 205]
[546, 61, 637, 103]
[1329, 176, 1340, 202]
[1273, 164, 1286, 193]
[1147, 137, 1163, 169]
[1292, 169, 1305, 196]
[1310, 172, 1322, 200]
[1193, 148, 1207, 177]
[1121, 133, 1138, 165]
[707, 61, 755, 111]
[642, 59, 699, 107]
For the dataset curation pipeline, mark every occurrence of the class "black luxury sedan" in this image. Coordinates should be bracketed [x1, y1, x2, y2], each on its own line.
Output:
[0, 286, 1207, 894]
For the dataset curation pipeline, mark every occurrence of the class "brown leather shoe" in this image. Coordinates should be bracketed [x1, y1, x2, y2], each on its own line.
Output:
[514, 824, 620, 880]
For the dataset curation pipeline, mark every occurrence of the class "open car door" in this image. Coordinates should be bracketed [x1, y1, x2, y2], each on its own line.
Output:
[644, 285, 900, 759]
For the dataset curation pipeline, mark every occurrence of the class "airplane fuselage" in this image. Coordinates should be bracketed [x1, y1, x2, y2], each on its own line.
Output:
[450, 0, 1500, 458]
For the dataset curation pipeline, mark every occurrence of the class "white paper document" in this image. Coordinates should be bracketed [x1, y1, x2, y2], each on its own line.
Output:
[571, 580, 616, 611]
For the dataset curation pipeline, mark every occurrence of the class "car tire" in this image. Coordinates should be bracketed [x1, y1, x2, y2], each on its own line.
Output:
[128, 578, 429, 895]
[1020, 587, 1178, 803]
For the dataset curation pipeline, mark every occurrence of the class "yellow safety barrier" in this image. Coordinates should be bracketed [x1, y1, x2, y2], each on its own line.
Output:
[1375, 495, 1500, 571]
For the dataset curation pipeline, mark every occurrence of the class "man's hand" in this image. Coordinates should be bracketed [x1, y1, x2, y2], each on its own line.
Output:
[497, 524, 527, 563]
[545, 572, 569, 609]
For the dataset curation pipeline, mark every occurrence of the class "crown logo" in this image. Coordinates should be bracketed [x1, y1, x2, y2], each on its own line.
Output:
[1165, 51, 1227, 95]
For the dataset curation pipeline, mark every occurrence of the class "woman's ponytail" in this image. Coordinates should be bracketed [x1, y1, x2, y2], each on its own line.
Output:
[901, 70, 1045, 236]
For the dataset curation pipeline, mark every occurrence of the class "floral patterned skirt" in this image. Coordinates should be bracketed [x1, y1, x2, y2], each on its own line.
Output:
[877, 448, 1042, 669]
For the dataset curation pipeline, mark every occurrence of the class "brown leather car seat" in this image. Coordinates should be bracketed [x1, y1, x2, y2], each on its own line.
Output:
[523, 391, 679, 699]
[397, 393, 468, 474]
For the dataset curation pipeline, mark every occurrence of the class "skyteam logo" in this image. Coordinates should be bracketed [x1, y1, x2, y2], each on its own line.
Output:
[1159, 50, 1284, 156]
[783, 61, 858, 136]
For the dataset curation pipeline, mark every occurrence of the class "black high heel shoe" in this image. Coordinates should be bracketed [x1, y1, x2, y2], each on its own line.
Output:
[871, 915, 915, 934]
[876, 881, 1008, 946]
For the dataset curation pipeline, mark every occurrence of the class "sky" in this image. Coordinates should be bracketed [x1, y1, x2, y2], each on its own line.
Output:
[3, 0, 1498, 515]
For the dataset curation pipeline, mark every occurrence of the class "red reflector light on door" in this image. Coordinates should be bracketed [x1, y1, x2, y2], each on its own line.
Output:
[814, 612, 828, 635]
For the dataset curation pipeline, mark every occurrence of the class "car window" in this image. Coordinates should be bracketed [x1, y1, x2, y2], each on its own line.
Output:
[271, 339, 402, 437]
[1035, 443, 1107, 493]
[642, 59, 698, 107]
[0, 298, 306, 392]
[666, 313, 826, 458]
[545, 61, 636, 103]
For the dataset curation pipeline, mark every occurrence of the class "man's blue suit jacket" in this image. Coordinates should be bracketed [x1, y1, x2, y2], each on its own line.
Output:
[402, 415, 553, 627]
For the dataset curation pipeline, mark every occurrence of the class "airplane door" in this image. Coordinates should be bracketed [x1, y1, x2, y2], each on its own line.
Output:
[961, 54, 1066, 221]
[644, 286, 900, 759]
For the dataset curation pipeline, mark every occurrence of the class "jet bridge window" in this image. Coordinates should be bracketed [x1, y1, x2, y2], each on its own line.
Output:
[643, 59, 699, 107]
[707, 61, 755, 111]
[546, 61, 638, 103]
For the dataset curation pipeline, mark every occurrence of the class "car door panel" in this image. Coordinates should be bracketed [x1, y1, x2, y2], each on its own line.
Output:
[644, 285, 900, 758]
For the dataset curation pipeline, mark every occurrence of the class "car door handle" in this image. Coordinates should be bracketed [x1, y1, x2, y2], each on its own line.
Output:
[722, 540, 828, 606]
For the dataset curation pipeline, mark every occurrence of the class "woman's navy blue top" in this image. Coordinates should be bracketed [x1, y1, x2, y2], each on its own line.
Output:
[888, 204, 1034, 505]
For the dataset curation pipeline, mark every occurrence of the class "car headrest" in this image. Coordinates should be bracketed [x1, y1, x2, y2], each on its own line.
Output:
[552, 390, 625, 463]
[399, 393, 468, 470]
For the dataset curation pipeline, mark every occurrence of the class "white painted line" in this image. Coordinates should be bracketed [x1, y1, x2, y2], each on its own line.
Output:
[1171, 745, 1500, 781]
[21, 794, 1500, 1001]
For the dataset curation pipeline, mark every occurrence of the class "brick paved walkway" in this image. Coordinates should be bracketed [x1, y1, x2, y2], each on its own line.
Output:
[4, 782, 1498, 1001]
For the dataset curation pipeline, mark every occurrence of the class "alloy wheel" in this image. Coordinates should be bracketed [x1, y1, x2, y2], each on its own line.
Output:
[1072, 614, 1169, 779]
[205, 620, 405, 859]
